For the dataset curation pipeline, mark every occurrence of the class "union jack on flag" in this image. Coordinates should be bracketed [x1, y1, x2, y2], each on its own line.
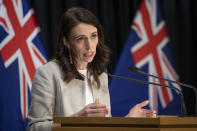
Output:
[110, 0, 181, 116]
[0, 0, 47, 130]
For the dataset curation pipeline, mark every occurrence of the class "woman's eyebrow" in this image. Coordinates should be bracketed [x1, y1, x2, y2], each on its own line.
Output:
[92, 31, 97, 34]
[71, 34, 85, 39]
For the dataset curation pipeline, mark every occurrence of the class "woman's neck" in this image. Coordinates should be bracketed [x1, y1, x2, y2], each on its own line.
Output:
[76, 62, 88, 70]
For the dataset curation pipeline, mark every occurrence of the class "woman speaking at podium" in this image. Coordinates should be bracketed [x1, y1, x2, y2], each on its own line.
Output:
[27, 7, 156, 131]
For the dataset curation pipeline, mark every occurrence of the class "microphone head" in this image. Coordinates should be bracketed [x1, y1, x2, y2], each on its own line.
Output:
[128, 66, 140, 73]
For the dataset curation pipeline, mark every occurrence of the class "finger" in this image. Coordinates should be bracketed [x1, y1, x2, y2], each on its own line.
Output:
[146, 112, 156, 118]
[143, 109, 156, 114]
[87, 103, 107, 109]
[143, 109, 157, 117]
[94, 98, 100, 103]
[85, 107, 108, 114]
[137, 100, 149, 108]
[85, 108, 108, 117]
[152, 110, 157, 114]
[151, 113, 157, 118]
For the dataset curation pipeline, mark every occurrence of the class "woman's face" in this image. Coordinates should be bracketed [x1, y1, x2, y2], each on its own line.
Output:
[68, 23, 98, 69]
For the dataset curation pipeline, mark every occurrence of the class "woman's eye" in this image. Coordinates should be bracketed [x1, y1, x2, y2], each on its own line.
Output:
[91, 33, 97, 38]
[76, 37, 84, 42]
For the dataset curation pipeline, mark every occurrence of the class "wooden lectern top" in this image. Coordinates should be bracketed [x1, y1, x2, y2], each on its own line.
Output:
[53, 116, 197, 131]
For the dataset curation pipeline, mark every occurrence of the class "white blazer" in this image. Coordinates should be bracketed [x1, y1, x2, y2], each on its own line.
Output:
[27, 61, 111, 131]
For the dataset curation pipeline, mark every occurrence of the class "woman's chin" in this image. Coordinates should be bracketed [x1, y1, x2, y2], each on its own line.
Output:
[84, 56, 94, 63]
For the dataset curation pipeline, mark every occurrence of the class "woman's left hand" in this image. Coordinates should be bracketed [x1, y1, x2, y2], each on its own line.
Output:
[126, 100, 156, 118]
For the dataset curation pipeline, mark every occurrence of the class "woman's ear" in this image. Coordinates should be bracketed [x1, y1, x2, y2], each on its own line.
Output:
[63, 37, 70, 48]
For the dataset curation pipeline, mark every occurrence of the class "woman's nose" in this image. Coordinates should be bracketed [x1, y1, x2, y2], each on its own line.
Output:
[85, 39, 91, 49]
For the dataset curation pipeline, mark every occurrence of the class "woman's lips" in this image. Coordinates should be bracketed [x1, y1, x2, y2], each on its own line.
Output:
[84, 52, 94, 57]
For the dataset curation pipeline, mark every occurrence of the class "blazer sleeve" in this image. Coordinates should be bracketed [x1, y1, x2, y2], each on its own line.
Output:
[27, 66, 56, 131]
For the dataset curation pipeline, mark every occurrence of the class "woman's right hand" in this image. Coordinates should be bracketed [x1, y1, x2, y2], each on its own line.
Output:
[71, 102, 109, 117]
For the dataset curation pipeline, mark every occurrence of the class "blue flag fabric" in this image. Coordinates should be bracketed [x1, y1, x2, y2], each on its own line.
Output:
[109, 0, 181, 117]
[0, 0, 47, 130]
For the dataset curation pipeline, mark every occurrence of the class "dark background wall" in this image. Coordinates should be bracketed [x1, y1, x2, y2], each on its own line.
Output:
[29, 0, 197, 115]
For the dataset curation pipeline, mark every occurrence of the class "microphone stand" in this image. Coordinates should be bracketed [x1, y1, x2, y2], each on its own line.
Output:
[128, 66, 197, 116]
[106, 72, 187, 116]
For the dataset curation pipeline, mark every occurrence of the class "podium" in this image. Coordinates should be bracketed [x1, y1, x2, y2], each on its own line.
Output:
[53, 116, 197, 131]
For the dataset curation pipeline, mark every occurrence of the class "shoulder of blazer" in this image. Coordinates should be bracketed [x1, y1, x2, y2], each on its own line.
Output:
[36, 60, 63, 78]
[32, 61, 64, 91]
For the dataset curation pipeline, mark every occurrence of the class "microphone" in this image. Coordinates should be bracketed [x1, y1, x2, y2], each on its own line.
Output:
[128, 66, 197, 116]
[102, 68, 187, 116]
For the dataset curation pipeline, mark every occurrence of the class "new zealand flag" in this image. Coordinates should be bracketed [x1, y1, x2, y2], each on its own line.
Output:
[0, 0, 47, 130]
[110, 0, 181, 116]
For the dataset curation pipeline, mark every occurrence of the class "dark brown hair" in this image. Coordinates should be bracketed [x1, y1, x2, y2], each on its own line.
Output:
[55, 7, 110, 88]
